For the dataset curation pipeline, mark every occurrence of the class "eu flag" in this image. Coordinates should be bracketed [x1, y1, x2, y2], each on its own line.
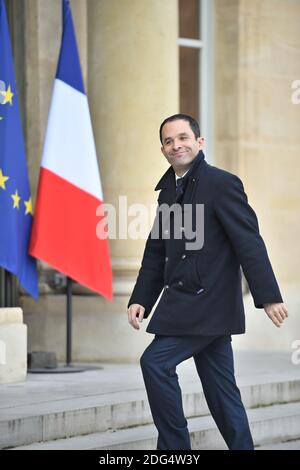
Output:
[0, 0, 38, 299]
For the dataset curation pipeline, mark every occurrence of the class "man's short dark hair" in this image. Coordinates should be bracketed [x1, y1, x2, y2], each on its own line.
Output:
[159, 113, 201, 144]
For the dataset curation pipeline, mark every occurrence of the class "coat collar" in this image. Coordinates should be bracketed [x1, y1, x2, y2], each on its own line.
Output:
[154, 150, 205, 191]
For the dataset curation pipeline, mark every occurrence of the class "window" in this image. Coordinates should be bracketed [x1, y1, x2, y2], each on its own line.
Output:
[178, 0, 213, 161]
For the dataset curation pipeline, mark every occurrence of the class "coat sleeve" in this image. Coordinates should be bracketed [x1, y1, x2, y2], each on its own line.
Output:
[127, 206, 165, 318]
[214, 173, 283, 308]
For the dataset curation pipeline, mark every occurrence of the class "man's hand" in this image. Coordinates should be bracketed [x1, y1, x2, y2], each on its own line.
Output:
[263, 303, 288, 327]
[128, 304, 145, 330]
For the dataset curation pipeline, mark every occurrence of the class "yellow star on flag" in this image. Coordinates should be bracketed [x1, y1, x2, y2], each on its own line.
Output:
[24, 197, 33, 215]
[1, 85, 14, 105]
[11, 190, 21, 209]
[0, 168, 9, 189]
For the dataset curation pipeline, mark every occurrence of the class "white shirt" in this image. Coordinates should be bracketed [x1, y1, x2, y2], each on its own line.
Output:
[175, 169, 189, 184]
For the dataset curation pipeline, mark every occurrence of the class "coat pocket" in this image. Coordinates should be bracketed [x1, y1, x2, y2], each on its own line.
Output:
[181, 254, 206, 295]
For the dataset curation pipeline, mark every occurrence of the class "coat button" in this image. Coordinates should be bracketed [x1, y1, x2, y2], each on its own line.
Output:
[178, 281, 183, 286]
[164, 285, 169, 290]
[165, 256, 169, 262]
[181, 254, 186, 260]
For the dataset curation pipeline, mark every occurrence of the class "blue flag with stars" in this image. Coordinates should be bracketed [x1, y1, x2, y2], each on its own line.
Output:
[0, 0, 38, 299]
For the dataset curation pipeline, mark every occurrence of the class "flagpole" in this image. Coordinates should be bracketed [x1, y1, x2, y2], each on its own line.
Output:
[29, 273, 87, 373]
[4, 270, 13, 307]
[66, 276, 73, 366]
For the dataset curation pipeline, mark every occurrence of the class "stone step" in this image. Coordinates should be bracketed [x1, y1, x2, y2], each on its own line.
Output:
[257, 439, 300, 450]
[1, 374, 300, 450]
[12, 401, 300, 450]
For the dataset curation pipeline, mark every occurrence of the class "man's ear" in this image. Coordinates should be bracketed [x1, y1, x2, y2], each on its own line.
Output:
[161, 146, 166, 157]
[198, 137, 205, 149]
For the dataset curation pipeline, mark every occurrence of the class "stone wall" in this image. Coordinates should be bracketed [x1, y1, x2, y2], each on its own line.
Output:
[214, 0, 300, 352]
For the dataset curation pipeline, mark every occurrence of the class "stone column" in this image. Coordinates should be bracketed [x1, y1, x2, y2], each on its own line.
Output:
[214, 0, 240, 174]
[0, 308, 27, 384]
[88, 0, 179, 275]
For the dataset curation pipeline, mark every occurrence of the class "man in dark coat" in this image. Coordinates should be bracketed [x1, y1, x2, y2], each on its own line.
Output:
[127, 114, 288, 450]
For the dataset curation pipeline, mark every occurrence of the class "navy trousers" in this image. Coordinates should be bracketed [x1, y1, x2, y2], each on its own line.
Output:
[140, 334, 254, 450]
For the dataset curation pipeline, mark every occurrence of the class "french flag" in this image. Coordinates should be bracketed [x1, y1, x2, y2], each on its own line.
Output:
[30, 0, 112, 300]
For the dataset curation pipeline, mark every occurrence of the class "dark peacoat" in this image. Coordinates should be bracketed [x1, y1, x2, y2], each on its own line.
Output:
[128, 151, 283, 336]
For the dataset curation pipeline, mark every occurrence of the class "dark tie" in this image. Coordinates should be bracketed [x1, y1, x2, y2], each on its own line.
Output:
[176, 177, 185, 197]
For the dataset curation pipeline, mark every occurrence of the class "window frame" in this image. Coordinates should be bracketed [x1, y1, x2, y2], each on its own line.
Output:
[178, 0, 214, 163]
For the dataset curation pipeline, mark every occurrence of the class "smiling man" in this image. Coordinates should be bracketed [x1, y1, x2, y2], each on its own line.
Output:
[127, 113, 288, 450]
[160, 118, 204, 176]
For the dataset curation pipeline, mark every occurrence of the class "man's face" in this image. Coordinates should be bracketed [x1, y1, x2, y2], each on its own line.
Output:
[160, 119, 204, 176]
